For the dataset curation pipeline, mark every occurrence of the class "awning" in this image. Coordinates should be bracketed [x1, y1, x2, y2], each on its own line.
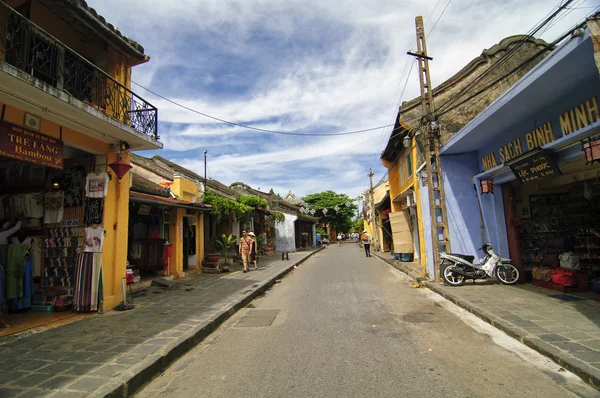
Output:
[374, 191, 390, 211]
[129, 191, 212, 212]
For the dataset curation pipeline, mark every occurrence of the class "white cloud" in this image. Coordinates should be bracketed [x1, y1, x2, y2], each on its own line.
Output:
[88, 0, 594, 198]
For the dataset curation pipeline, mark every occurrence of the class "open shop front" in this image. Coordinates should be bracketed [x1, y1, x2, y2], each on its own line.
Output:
[129, 191, 208, 280]
[0, 117, 130, 335]
[439, 21, 600, 295]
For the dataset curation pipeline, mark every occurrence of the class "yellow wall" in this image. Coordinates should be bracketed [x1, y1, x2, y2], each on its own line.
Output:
[169, 208, 184, 277]
[171, 177, 199, 203]
[101, 151, 131, 309]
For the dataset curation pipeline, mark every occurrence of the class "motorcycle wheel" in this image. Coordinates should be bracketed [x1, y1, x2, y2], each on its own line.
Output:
[442, 264, 465, 286]
[496, 264, 520, 285]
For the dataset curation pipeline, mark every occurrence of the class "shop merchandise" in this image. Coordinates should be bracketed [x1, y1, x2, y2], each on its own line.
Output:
[74, 252, 103, 312]
[132, 222, 147, 240]
[43, 192, 64, 224]
[85, 171, 109, 198]
[0, 262, 4, 305]
[0, 193, 44, 219]
[0, 221, 22, 245]
[84, 198, 104, 224]
[63, 166, 86, 207]
[44, 227, 83, 289]
[84, 227, 104, 253]
[148, 225, 160, 239]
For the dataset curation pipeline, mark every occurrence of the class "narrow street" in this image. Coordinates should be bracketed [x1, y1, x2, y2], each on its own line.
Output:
[137, 244, 597, 397]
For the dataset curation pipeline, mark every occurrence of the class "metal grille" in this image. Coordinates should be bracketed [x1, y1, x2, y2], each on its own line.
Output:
[0, 2, 159, 141]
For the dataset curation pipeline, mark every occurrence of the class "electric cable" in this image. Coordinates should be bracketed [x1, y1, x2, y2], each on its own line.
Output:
[132, 81, 393, 137]
[427, 0, 452, 38]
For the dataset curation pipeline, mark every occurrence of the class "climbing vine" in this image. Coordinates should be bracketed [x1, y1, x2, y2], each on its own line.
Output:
[267, 211, 286, 226]
[238, 195, 269, 209]
[203, 190, 252, 221]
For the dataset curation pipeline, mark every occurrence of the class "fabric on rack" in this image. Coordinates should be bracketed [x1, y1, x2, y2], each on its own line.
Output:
[6, 257, 33, 311]
[29, 192, 44, 218]
[31, 238, 42, 277]
[84, 227, 104, 253]
[85, 171, 109, 198]
[148, 225, 161, 240]
[64, 166, 86, 207]
[0, 262, 5, 305]
[44, 192, 64, 224]
[84, 198, 104, 224]
[74, 252, 103, 312]
[0, 244, 30, 299]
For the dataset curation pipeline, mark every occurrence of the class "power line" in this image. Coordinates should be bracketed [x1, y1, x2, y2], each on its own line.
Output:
[427, 0, 452, 38]
[131, 80, 393, 137]
[434, 0, 576, 116]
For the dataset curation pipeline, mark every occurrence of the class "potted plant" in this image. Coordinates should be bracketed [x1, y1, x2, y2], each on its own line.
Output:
[214, 233, 236, 271]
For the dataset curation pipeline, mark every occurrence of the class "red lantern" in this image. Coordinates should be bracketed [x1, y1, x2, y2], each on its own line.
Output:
[108, 158, 133, 180]
[481, 179, 494, 194]
[582, 138, 600, 165]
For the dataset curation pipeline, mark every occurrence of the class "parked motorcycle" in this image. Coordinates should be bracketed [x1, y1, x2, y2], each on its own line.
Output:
[440, 243, 519, 286]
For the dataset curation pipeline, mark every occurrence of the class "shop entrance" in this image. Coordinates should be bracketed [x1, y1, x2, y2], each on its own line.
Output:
[507, 158, 600, 292]
[0, 147, 104, 336]
[183, 215, 197, 270]
[128, 203, 167, 280]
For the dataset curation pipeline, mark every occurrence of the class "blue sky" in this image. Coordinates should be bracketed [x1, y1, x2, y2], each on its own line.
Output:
[88, 0, 595, 200]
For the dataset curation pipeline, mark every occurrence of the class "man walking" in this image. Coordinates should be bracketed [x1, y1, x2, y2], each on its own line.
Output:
[361, 230, 371, 257]
[239, 229, 253, 273]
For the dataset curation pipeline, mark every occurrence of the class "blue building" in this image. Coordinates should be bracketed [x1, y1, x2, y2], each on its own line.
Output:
[425, 19, 600, 285]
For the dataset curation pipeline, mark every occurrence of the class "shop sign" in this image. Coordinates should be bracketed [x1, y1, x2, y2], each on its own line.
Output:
[481, 95, 600, 171]
[0, 121, 63, 169]
[137, 204, 152, 215]
[509, 150, 561, 184]
[60, 219, 79, 227]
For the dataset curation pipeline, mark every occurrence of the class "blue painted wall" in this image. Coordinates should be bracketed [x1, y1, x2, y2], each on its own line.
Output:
[418, 171, 435, 278]
[441, 153, 485, 262]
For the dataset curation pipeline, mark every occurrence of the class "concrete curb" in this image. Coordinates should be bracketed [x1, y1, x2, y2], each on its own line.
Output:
[96, 246, 325, 397]
[374, 252, 600, 390]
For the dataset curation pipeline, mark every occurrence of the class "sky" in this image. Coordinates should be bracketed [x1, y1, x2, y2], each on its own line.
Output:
[88, 0, 597, 201]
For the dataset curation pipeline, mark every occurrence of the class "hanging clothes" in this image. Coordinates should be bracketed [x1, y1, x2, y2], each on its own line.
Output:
[63, 166, 86, 207]
[85, 171, 109, 198]
[0, 244, 30, 300]
[0, 262, 5, 306]
[84, 198, 104, 224]
[44, 192, 64, 224]
[84, 227, 104, 253]
[74, 252, 103, 312]
[6, 256, 33, 311]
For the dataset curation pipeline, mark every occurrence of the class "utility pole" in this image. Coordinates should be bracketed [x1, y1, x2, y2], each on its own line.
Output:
[409, 16, 450, 282]
[203, 150, 208, 191]
[369, 168, 379, 252]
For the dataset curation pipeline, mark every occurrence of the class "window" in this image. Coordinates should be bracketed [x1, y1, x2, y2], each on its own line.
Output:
[406, 154, 413, 178]
[399, 160, 405, 185]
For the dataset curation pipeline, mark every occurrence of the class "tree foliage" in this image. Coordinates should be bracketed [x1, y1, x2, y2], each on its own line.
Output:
[353, 217, 365, 232]
[302, 190, 357, 233]
[238, 194, 269, 209]
[203, 190, 252, 221]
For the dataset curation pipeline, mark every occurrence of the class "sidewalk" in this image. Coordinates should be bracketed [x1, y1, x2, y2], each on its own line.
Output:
[0, 247, 324, 397]
[374, 251, 600, 390]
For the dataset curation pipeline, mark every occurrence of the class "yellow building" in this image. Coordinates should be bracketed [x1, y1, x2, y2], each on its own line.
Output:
[129, 154, 209, 280]
[362, 180, 391, 252]
[380, 118, 425, 267]
[0, 0, 160, 326]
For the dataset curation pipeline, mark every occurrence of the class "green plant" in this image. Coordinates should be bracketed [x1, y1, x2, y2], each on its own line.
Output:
[267, 211, 286, 226]
[214, 233, 236, 263]
[238, 195, 269, 209]
[203, 190, 253, 221]
[255, 233, 267, 255]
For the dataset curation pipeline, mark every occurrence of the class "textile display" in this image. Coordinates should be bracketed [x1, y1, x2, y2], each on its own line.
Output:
[84, 227, 104, 253]
[6, 257, 33, 311]
[74, 252, 103, 312]
[85, 171, 109, 198]
[44, 192, 64, 224]
[0, 193, 44, 219]
[275, 213, 297, 253]
[133, 222, 147, 240]
[44, 227, 83, 288]
[0, 262, 4, 305]
[63, 166, 86, 207]
[0, 244, 30, 300]
[148, 225, 161, 240]
[84, 198, 104, 224]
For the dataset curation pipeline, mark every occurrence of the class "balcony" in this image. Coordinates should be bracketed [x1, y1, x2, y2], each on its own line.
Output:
[0, 2, 160, 148]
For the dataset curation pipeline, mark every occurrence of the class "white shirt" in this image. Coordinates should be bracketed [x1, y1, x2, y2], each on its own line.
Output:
[86, 172, 109, 198]
[363, 233, 371, 244]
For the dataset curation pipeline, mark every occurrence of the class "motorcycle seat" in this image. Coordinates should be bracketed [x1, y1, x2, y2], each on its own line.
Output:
[447, 253, 475, 263]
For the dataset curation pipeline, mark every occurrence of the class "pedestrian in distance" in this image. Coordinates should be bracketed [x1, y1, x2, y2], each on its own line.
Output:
[248, 231, 258, 270]
[239, 229, 253, 272]
[337, 233, 342, 246]
[361, 230, 371, 257]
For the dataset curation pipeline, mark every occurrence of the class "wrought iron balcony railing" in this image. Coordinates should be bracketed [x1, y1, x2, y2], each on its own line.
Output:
[0, 2, 158, 140]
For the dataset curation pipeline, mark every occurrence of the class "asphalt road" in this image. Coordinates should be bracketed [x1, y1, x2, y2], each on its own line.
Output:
[137, 244, 598, 398]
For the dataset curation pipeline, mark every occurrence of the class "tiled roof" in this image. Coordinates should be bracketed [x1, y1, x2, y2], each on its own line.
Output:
[130, 192, 212, 210]
[59, 0, 146, 59]
[131, 173, 170, 197]
[152, 155, 238, 200]
[131, 153, 174, 181]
